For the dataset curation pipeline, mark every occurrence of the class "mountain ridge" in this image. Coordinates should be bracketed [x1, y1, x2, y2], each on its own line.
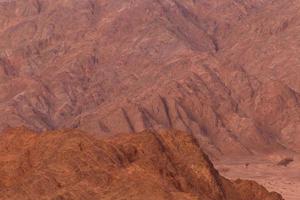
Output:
[0, 127, 283, 200]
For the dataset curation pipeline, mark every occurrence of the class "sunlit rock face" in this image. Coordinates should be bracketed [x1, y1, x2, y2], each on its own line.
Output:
[0, 128, 283, 200]
[0, 0, 299, 156]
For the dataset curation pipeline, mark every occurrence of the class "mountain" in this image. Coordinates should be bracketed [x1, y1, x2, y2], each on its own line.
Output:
[0, 0, 299, 156]
[0, 127, 283, 200]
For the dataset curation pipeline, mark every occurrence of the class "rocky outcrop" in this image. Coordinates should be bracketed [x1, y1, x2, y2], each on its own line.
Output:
[0, 127, 283, 200]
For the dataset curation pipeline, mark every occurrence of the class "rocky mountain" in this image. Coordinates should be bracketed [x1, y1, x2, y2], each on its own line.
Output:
[0, 127, 283, 200]
[0, 0, 299, 157]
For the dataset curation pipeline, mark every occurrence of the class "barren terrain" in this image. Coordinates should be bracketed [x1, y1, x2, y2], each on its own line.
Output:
[0, 0, 299, 156]
[216, 155, 300, 200]
[0, 0, 299, 199]
[0, 128, 283, 200]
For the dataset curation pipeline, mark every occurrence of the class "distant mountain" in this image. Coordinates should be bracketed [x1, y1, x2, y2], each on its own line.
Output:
[0, 0, 299, 156]
[0, 127, 283, 200]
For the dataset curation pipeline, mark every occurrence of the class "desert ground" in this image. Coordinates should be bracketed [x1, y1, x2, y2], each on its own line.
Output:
[216, 155, 300, 200]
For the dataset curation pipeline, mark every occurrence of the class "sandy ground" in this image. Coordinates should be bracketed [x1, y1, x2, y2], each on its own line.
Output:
[215, 155, 300, 200]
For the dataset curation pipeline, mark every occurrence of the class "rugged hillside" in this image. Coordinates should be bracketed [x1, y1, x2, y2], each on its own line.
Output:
[0, 127, 283, 200]
[0, 0, 299, 156]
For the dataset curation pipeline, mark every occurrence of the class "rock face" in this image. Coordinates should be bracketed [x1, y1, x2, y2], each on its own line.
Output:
[0, 0, 299, 156]
[0, 127, 283, 200]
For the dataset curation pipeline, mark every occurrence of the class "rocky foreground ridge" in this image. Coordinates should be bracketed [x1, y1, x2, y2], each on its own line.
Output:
[0, 128, 283, 200]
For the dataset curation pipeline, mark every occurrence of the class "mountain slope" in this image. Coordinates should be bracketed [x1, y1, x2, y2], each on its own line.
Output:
[0, 0, 299, 156]
[0, 127, 283, 200]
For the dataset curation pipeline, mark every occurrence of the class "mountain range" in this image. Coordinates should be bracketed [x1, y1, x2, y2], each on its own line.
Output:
[0, 0, 300, 199]
[1, 0, 300, 157]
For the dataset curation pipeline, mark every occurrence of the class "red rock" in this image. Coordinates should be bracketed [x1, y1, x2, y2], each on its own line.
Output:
[0, 0, 299, 156]
[0, 128, 283, 200]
